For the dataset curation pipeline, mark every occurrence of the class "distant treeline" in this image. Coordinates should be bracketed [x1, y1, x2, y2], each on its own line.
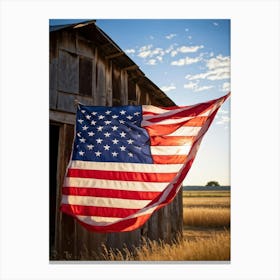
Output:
[183, 185, 231, 191]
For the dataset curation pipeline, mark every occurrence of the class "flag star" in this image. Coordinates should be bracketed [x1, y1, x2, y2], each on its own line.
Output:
[112, 139, 119, 144]
[98, 115, 105, 120]
[127, 139, 134, 144]
[119, 120, 125, 124]
[82, 125, 89, 131]
[104, 120, 112, 125]
[87, 144, 94, 150]
[91, 111, 97, 116]
[96, 138, 103, 144]
[79, 150, 85, 156]
[91, 120, 97, 126]
[79, 137, 86, 143]
[112, 151, 118, 157]
[104, 132, 111, 137]
[81, 110, 86, 113]
[128, 152, 133, 157]
[104, 144, 110, 150]
[126, 115, 133, 120]
[112, 125, 118, 131]
[97, 126, 104, 131]
[105, 110, 112, 115]
[78, 119, 84, 124]
[112, 115, 119, 119]
[120, 110, 126, 115]
[86, 115, 91, 120]
[77, 132, 81, 137]
[95, 151, 102, 157]
[120, 131, 126, 138]
[120, 146, 126, 151]
[88, 131, 95, 136]
[134, 112, 140, 116]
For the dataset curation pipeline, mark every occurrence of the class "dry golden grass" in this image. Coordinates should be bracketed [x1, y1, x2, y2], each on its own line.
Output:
[101, 191, 231, 261]
[183, 207, 230, 227]
[101, 230, 230, 261]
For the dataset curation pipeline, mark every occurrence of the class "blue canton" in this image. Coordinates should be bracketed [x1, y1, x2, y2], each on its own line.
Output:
[72, 105, 153, 164]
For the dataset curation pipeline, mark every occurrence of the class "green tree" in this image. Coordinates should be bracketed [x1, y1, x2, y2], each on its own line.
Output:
[206, 181, 220, 187]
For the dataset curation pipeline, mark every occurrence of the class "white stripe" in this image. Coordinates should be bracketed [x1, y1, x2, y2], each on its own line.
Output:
[142, 105, 176, 114]
[167, 126, 201, 137]
[64, 177, 169, 192]
[142, 109, 211, 126]
[150, 145, 191, 155]
[77, 215, 121, 226]
[62, 195, 151, 209]
[69, 160, 183, 173]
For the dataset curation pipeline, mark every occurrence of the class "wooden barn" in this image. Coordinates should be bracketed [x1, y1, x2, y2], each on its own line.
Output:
[49, 20, 183, 260]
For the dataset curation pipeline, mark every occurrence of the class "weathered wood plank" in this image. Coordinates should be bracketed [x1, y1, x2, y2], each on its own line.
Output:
[58, 50, 79, 94]
[96, 57, 106, 105]
[49, 110, 75, 125]
[105, 60, 113, 106]
[58, 30, 76, 53]
[56, 124, 75, 259]
[120, 70, 128, 105]
[76, 37, 94, 58]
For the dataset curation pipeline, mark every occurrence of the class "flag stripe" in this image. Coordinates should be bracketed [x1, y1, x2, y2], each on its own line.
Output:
[151, 155, 187, 164]
[67, 168, 177, 182]
[145, 125, 201, 137]
[61, 204, 138, 218]
[62, 195, 151, 209]
[141, 115, 208, 126]
[62, 186, 161, 200]
[150, 145, 191, 155]
[150, 135, 195, 146]
[64, 177, 169, 192]
[69, 160, 183, 173]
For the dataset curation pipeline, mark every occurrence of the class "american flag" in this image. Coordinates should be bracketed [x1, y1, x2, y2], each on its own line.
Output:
[60, 93, 230, 232]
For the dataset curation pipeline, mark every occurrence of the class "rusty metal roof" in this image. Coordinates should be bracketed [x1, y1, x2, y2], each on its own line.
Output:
[50, 20, 176, 107]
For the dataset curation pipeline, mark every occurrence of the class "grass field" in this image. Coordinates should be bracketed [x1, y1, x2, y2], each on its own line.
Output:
[101, 190, 231, 261]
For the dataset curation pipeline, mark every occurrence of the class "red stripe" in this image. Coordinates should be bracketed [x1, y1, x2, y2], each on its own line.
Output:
[67, 168, 176, 182]
[150, 135, 194, 146]
[62, 187, 161, 200]
[151, 154, 187, 164]
[145, 103, 216, 123]
[61, 204, 138, 218]
[145, 123, 185, 136]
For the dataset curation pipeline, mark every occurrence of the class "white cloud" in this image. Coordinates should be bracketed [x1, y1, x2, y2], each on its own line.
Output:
[185, 55, 230, 81]
[137, 45, 165, 59]
[171, 56, 202, 66]
[213, 22, 219, 26]
[125, 49, 135, 54]
[184, 81, 198, 89]
[184, 81, 214, 92]
[171, 50, 178, 57]
[207, 55, 230, 70]
[147, 59, 157, 65]
[160, 84, 176, 92]
[216, 116, 230, 125]
[166, 33, 177, 40]
[222, 82, 230, 92]
[170, 45, 204, 57]
[194, 85, 214, 92]
[188, 35, 192, 40]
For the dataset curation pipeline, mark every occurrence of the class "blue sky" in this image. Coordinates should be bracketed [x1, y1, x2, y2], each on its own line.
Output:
[50, 19, 231, 186]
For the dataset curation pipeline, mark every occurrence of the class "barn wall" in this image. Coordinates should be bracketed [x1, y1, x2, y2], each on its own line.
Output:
[49, 27, 182, 260]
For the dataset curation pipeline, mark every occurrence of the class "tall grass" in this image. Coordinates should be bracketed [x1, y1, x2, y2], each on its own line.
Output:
[101, 230, 230, 261]
[183, 207, 230, 227]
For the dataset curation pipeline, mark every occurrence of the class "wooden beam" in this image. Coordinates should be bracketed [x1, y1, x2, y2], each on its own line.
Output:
[122, 64, 139, 71]
[105, 51, 124, 60]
